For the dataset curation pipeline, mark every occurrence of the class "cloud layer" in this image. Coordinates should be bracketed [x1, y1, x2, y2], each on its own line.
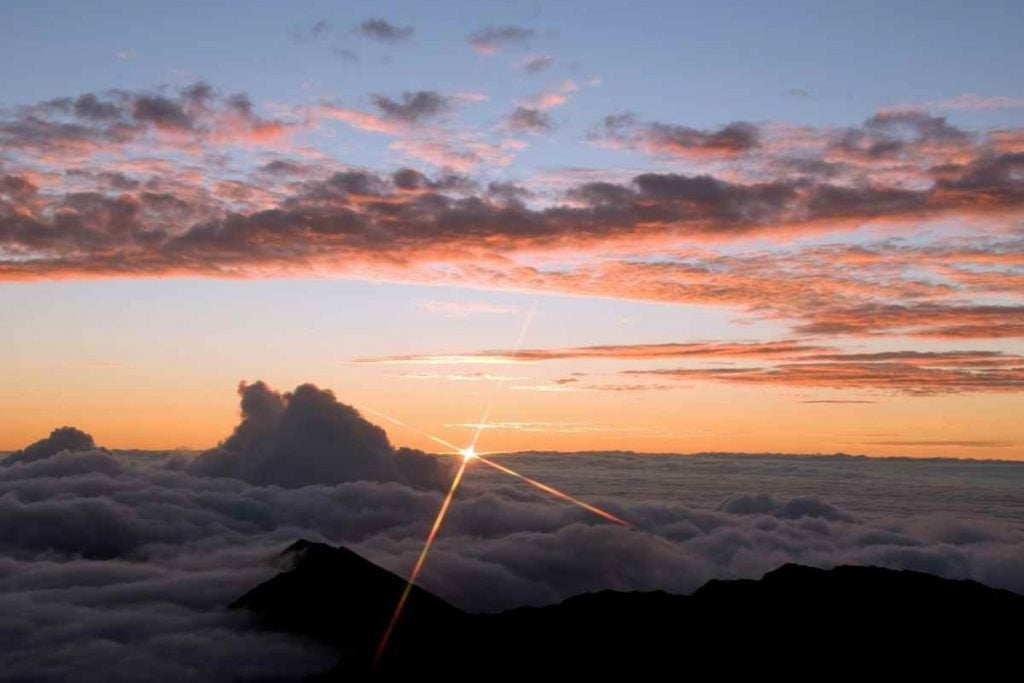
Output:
[1, 381, 1022, 678]
[1, 82, 1022, 345]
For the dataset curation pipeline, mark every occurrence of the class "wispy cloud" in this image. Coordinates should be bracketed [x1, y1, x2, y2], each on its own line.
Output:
[354, 18, 413, 42]
[353, 341, 831, 364]
[392, 372, 528, 382]
[855, 439, 1016, 448]
[445, 420, 654, 434]
[801, 399, 877, 404]
[467, 25, 535, 54]
[520, 54, 554, 74]
[417, 300, 519, 317]
[893, 93, 1024, 111]
[626, 350, 1024, 395]
[522, 79, 579, 110]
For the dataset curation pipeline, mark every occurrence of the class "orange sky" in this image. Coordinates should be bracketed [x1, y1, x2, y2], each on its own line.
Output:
[3, 309, 1021, 459]
[2, 14, 1023, 459]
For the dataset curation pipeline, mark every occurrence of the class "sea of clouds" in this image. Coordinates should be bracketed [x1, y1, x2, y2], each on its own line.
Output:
[2, 381, 1022, 681]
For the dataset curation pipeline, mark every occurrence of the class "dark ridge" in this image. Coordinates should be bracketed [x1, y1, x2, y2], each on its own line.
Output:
[230, 539, 465, 673]
[233, 541, 1023, 678]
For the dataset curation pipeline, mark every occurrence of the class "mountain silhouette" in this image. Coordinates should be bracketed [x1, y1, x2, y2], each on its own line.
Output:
[231, 539, 464, 673]
[232, 540, 1022, 678]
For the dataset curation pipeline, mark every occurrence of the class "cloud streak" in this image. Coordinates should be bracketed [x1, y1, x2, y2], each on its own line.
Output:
[468, 25, 535, 54]
[626, 350, 1024, 395]
[354, 340, 832, 364]
[355, 18, 413, 42]
[355, 342, 1024, 395]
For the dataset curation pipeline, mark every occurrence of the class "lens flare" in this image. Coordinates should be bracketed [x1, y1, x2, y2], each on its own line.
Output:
[374, 456, 470, 667]
[469, 303, 536, 450]
[476, 455, 632, 528]
[363, 406, 463, 453]
[371, 303, 632, 667]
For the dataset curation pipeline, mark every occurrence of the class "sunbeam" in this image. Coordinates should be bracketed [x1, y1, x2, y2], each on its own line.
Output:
[470, 303, 537, 450]
[374, 456, 470, 667]
[476, 455, 632, 528]
[363, 406, 464, 453]
[372, 302, 630, 666]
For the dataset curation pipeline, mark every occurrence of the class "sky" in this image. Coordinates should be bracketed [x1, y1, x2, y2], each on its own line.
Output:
[2, 1, 1023, 458]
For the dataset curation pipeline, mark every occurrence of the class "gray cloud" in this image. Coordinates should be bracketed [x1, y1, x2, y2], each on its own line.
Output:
[507, 106, 554, 133]
[2, 426, 97, 466]
[188, 381, 451, 489]
[521, 54, 554, 74]
[291, 20, 333, 43]
[594, 113, 761, 158]
[355, 18, 413, 42]
[370, 91, 450, 123]
[2, 83, 290, 156]
[3, 88, 1023, 350]
[332, 46, 360, 62]
[468, 25, 535, 54]
[1, 382, 1022, 678]
[831, 110, 970, 161]
[4, 158, 1023, 342]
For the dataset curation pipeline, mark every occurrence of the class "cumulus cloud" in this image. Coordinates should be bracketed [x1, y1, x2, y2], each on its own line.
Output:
[2, 426, 97, 466]
[188, 381, 451, 489]
[1, 383, 1023, 677]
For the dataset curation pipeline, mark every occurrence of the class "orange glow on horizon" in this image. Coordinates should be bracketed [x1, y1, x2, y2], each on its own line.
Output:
[3, 378, 1023, 460]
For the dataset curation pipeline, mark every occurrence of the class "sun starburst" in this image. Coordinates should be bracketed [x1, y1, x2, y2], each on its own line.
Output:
[372, 304, 631, 668]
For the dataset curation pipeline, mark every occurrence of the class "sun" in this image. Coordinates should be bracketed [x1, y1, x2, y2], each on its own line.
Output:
[373, 419, 629, 668]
